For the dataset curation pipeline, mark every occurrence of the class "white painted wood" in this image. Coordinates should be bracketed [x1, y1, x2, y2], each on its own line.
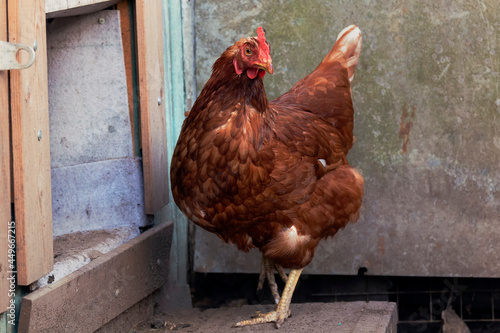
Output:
[46, 0, 121, 18]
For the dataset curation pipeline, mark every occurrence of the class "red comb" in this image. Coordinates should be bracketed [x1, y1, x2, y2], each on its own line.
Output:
[256, 26, 270, 56]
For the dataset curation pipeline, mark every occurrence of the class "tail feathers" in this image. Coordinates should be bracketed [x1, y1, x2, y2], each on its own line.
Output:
[329, 25, 363, 82]
[271, 25, 362, 128]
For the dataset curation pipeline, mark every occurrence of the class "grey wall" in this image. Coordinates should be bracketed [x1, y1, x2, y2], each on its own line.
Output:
[48, 11, 148, 236]
[192, 0, 499, 277]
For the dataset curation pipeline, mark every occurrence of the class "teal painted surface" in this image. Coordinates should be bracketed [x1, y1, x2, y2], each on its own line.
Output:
[1, 200, 23, 333]
[163, 0, 189, 287]
[0, 264, 25, 333]
[0, 309, 16, 333]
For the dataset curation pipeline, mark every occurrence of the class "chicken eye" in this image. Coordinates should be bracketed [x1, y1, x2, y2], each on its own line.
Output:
[245, 48, 252, 56]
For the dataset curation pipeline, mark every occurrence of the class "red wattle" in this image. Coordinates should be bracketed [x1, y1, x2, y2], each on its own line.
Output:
[246, 67, 258, 79]
[233, 58, 243, 75]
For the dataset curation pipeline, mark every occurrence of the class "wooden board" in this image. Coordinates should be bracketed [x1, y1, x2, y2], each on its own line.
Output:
[46, 0, 121, 18]
[118, 0, 140, 156]
[18, 221, 173, 333]
[0, 1, 11, 313]
[163, 0, 191, 298]
[8, 0, 53, 285]
[135, 0, 169, 215]
[142, 301, 398, 333]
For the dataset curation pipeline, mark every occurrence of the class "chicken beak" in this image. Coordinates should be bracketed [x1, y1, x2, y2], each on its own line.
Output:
[256, 61, 274, 75]
[267, 62, 274, 75]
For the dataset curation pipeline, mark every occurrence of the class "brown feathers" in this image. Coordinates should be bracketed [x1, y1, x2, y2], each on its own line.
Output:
[170, 26, 364, 269]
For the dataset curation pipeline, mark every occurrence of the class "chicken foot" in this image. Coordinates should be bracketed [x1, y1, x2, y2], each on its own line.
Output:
[236, 268, 303, 328]
[257, 257, 288, 304]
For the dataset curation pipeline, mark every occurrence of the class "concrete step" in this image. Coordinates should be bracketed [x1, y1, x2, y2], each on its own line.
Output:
[132, 301, 398, 333]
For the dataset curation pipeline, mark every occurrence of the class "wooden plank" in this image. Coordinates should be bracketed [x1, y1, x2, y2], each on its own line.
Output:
[8, 0, 53, 285]
[0, 1, 12, 314]
[135, 0, 169, 214]
[163, 0, 190, 300]
[118, 0, 140, 156]
[144, 301, 398, 333]
[46, 0, 121, 18]
[18, 221, 173, 333]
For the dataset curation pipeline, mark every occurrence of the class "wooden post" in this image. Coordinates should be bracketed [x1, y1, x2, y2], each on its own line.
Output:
[118, 0, 140, 156]
[0, 0, 12, 313]
[8, 0, 53, 285]
[135, 0, 169, 215]
[163, 0, 191, 300]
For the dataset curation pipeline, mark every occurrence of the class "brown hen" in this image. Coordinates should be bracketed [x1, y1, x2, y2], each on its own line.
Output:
[170, 25, 364, 328]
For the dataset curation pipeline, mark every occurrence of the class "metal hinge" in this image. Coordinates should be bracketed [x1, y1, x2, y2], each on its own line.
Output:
[0, 41, 35, 70]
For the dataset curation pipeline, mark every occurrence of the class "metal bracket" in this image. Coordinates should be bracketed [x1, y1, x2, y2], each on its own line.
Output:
[0, 41, 36, 70]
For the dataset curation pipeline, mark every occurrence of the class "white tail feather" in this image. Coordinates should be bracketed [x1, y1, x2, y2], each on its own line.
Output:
[335, 25, 362, 82]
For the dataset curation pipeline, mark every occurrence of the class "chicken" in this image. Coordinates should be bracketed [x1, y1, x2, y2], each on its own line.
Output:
[170, 25, 364, 328]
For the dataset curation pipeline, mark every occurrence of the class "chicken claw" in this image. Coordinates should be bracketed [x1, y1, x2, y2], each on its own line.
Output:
[237, 268, 303, 328]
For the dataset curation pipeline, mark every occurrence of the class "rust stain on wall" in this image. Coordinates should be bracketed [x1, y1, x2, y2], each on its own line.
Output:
[378, 236, 385, 256]
[399, 103, 416, 153]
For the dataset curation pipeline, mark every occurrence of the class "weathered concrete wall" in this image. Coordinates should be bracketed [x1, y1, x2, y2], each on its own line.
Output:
[192, 1, 500, 277]
[48, 11, 148, 236]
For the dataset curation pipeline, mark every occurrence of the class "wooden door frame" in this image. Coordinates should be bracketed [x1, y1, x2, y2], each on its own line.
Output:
[1, 0, 175, 316]
[8, 0, 54, 286]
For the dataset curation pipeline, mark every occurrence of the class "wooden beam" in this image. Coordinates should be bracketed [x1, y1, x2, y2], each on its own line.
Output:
[118, 0, 140, 156]
[163, 0, 190, 297]
[46, 0, 121, 18]
[18, 221, 173, 333]
[9, 0, 53, 285]
[0, 0, 11, 313]
[135, 0, 169, 214]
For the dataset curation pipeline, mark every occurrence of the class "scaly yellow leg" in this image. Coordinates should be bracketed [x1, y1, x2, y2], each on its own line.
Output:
[257, 257, 289, 304]
[236, 268, 303, 328]
[276, 264, 288, 284]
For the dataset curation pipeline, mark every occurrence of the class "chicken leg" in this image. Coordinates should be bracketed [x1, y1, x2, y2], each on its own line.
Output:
[236, 268, 303, 328]
[257, 257, 288, 304]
